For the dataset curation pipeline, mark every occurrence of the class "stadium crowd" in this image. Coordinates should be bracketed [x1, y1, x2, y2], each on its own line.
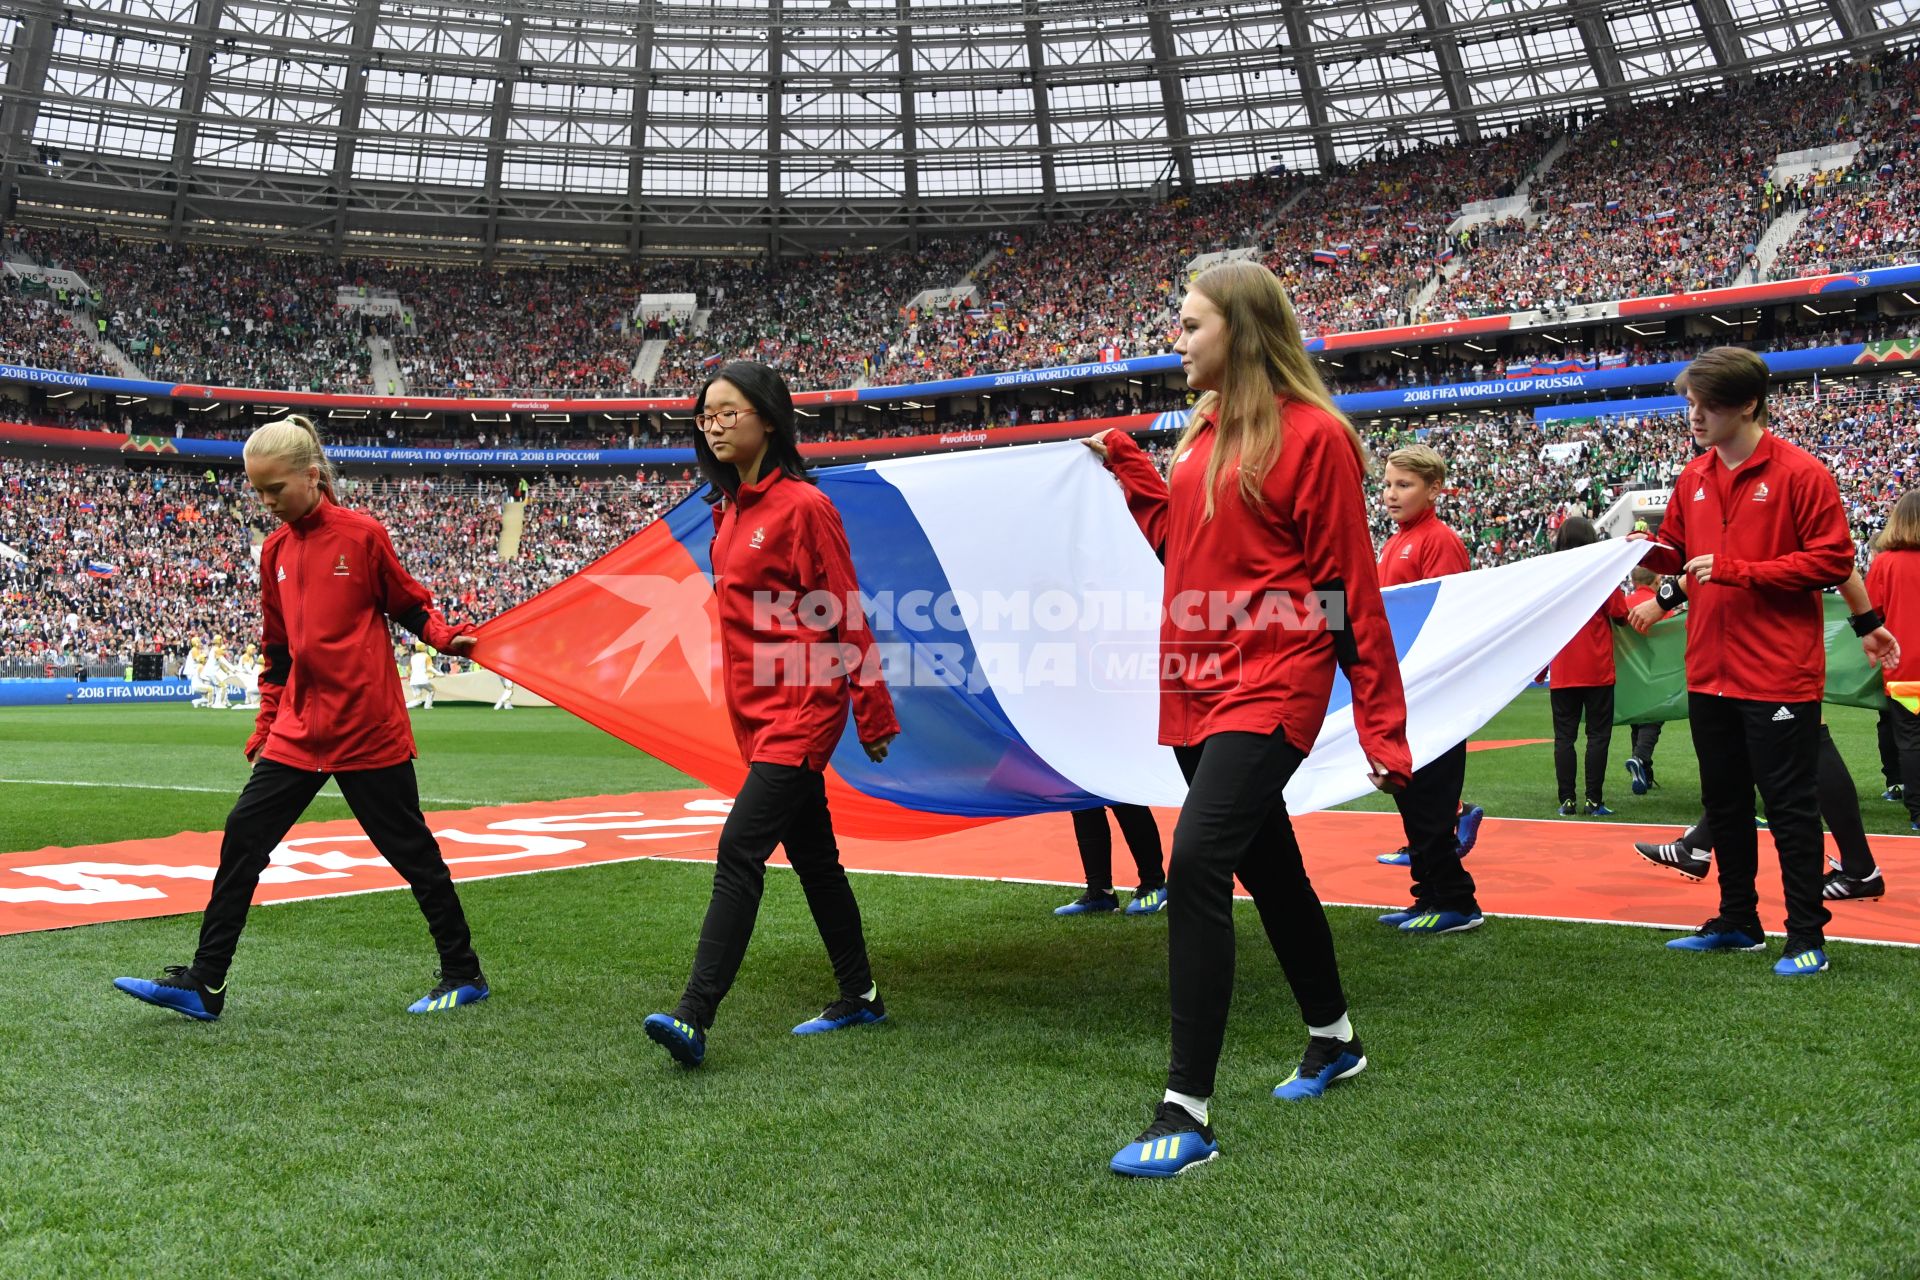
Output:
[1422, 67, 1862, 319]
[1768, 59, 1920, 279]
[1, 52, 1912, 405]
[4, 371, 1910, 673]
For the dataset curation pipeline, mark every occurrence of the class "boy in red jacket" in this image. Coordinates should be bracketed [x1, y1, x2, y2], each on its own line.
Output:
[1634, 348, 1865, 975]
[1372, 443, 1484, 931]
[114, 416, 486, 1020]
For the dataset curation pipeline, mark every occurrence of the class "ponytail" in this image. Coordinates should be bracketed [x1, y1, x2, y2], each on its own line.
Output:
[244, 413, 337, 501]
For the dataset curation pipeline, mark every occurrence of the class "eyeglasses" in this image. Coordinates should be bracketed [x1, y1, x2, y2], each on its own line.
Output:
[695, 408, 756, 430]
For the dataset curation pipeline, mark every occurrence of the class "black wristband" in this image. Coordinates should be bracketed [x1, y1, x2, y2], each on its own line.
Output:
[1849, 608, 1885, 638]
[1655, 578, 1687, 610]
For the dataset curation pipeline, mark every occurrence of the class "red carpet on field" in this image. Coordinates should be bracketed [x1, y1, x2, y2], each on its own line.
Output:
[4, 782, 1916, 947]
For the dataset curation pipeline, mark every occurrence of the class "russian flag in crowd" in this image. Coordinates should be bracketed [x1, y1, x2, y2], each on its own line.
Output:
[1434, 245, 1456, 263]
[1603, 199, 1622, 212]
[1507, 358, 1598, 378]
[84, 560, 116, 578]
[1312, 248, 1339, 264]
[1335, 242, 1355, 256]
[1598, 353, 1629, 369]
[701, 353, 725, 369]
[1646, 208, 1677, 224]
[471, 443, 1644, 839]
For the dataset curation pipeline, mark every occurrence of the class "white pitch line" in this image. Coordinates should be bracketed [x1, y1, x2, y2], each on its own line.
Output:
[0, 777, 491, 806]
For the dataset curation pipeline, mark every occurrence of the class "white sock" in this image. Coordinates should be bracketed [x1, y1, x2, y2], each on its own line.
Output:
[1308, 1012, 1354, 1042]
[1163, 1089, 1209, 1125]
[861, 983, 877, 1002]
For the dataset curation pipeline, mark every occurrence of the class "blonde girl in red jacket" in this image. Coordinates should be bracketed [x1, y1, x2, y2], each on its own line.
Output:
[113, 415, 486, 1021]
[1091, 260, 1411, 1177]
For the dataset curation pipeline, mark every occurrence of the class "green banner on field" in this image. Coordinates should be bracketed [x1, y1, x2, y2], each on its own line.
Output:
[1613, 595, 1890, 724]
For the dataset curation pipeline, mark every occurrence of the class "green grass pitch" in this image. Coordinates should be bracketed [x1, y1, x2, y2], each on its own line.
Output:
[1, 695, 1916, 1278]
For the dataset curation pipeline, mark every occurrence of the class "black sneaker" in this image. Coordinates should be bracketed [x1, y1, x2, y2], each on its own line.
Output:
[112, 964, 224, 1020]
[1109, 1101, 1219, 1177]
[1822, 864, 1886, 901]
[1557, 799, 1577, 817]
[1636, 838, 1711, 881]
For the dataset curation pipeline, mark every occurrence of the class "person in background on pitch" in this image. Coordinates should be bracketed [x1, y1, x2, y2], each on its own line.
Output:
[1089, 260, 1411, 1178]
[1866, 488, 1920, 832]
[1632, 348, 1895, 975]
[1371, 443, 1485, 933]
[1541, 516, 1632, 817]
[406, 641, 436, 710]
[1876, 707, 1904, 805]
[1054, 804, 1168, 917]
[1620, 566, 1673, 795]
[113, 414, 489, 1021]
[641, 361, 900, 1069]
[1629, 566, 1897, 900]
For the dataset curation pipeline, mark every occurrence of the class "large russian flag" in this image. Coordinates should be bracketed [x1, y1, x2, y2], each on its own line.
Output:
[471, 443, 1644, 839]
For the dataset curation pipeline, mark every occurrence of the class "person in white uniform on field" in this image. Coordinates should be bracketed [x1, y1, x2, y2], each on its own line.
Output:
[407, 643, 435, 710]
[236, 644, 262, 709]
[184, 643, 215, 708]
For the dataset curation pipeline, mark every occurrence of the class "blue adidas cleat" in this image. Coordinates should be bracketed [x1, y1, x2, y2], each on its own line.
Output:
[1375, 847, 1412, 866]
[1125, 885, 1168, 916]
[1665, 917, 1767, 952]
[1274, 1034, 1367, 1101]
[113, 965, 223, 1021]
[1626, 757, 1651, 795]
[1454, 804, 1485, 857]
[1883, 783, 1904, 803]
[1054, 890, 1121, 916]
[1584, 801, 1615, 817]
[1110, 1102, 1219, 1177]
[1378, 905, 1421, 926]
[1399, 909, 1484, 934]
[793, 993, 886, 1035]
[1774, 943, 1829, 976]
[643, 1012, 707, 1066]
[407, 973, 488, 1015]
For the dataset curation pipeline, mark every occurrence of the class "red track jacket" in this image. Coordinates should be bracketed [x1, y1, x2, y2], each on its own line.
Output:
[709, 467, 898, 771]
[247, 500, 468, 771]
[1376, 506, 1469, 587]
[1548, 586, 1632, 688]
[1866, 548, 1920, 685]
[1102, 405, 1412, 785]
[1638, 430, 1855, 703]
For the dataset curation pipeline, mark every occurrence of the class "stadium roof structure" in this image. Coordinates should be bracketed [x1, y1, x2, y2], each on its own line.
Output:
[0, 0, 1912, 261]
